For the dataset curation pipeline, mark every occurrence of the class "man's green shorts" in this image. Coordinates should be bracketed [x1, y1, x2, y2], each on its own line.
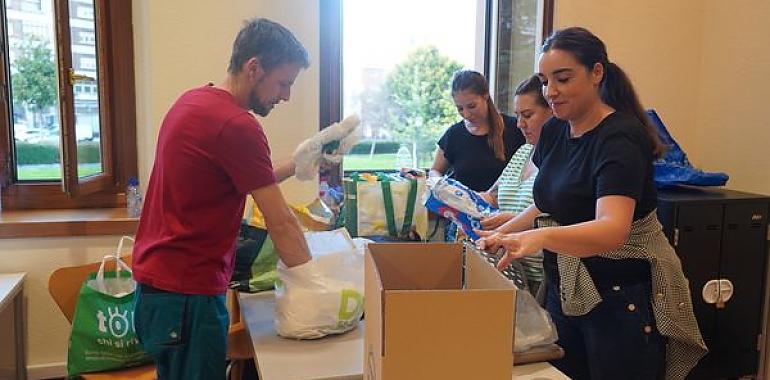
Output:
[133, 283, 229, 380]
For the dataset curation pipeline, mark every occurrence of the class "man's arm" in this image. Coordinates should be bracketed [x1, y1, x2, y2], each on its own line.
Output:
[250, 184, 311, 267]
[273, 160, 296, 183]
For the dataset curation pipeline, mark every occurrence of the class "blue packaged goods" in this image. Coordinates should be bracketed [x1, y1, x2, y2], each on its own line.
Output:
[423, 177, 497, 240]
[648, 109, 728, 188]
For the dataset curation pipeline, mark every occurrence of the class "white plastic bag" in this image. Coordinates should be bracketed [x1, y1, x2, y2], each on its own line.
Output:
[87, 236, 136, 297]
[274, 229, 368, 339]
[514, 290, 558, 352]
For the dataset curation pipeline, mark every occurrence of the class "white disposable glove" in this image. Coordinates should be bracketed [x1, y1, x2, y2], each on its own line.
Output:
[293, 114, 361, 181]
[323, 121, 361, 164]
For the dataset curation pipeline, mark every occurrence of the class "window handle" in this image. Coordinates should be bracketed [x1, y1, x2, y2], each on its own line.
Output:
[69, 68, 96, 85]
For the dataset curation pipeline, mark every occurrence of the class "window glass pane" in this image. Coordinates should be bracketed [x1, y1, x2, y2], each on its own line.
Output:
[494, 0, 538, 114]
[341, 0, 482, 171]
[6, 0, 62, 181]
[69, 0, 102, 178]
[20, 0, 42, 13]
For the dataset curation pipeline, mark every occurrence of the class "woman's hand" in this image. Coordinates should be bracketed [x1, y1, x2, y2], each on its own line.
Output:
[480, 212, 514, 230]
[474, 229, 503, 252]
[495, 229, 548, 269]
[478, 191, 494, 204]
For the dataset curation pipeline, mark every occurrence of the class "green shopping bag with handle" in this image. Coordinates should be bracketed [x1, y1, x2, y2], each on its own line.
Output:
[67, 236, 152, 377]
[342, 172, 428, 239]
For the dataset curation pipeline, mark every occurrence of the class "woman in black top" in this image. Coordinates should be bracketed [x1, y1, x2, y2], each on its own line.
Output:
[429, 70, 525, 192]
[477, 28, 687, 379]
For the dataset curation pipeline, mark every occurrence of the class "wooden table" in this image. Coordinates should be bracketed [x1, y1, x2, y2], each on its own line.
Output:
[239, 291, 570, 380]
[0, 273, 26, 380]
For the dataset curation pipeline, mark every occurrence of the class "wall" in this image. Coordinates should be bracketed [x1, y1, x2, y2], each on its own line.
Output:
[694, 1, 770, 195]
[555, 0, 770, 196]
[554, 0, 706, 174]
[133, 0, 320, 203]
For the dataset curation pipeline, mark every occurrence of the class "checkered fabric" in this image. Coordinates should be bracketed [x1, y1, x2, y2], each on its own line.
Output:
[535, 210, 708, 380]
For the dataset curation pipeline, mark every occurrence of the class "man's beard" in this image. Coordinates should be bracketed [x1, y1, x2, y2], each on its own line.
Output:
[249, 88, 275, 117]
[251, 101, 273, 117]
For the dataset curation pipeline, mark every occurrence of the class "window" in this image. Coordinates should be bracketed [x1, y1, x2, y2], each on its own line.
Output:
[340, 0, 484, 172]
[0, 0, 138, 210]
[21, 20, 46, 37]
[20, 0, 40, 12]
[492, 0, 554, 114]
[78, 30, 94, 44]
[79, 56, 96, 70]
[320, 0, 553, 176]
[75, 5, 92, 19]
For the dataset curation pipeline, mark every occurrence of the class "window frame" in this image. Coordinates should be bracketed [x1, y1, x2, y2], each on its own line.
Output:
[0, 0, 137, 210]
[318, 0, 554, 181]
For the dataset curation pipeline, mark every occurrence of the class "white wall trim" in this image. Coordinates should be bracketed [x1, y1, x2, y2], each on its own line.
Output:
[27, 362, 66, 380]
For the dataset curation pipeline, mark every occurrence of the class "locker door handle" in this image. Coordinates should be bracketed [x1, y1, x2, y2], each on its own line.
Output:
[702, 279, 734, 309]
[673, 228, 679, 247]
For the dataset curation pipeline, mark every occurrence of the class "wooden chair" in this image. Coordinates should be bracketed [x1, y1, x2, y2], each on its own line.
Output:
[49, 256, 254, 380]
[48, 255, 156, 380]
[226, 290, 254, 380]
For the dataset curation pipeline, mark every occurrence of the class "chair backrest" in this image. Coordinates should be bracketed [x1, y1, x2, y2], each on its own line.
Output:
[48, 255, 133, 323]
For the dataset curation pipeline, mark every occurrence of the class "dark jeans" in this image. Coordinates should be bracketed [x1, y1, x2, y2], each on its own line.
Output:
[545, 280, 666, 380]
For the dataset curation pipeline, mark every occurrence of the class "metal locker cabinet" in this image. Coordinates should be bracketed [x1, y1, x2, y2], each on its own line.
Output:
[657, 187, 770, 380]
[717, 202, 769, 378]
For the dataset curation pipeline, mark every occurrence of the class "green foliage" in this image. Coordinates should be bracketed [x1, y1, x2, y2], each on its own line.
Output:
[348, 140, 401, 155]
[16, 142, 101, 165]
[344, 153, 434, 172]
[77, 141, 102, 163]
[10, 36, 57, 128]
[15, 142, 59, 165]
[381, 46, 463, 163]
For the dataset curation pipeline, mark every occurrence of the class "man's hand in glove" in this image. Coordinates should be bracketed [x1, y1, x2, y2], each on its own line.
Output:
[293, 114, 361, 180]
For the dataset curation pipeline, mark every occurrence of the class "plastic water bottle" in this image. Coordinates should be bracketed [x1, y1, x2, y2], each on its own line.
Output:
[126, 177, 143, 218]
[395, 145, 413, 170]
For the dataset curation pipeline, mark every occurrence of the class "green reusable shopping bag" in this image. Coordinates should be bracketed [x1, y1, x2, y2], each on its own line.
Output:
[230, 224, 280, 293]
[248, 235, 279, 291]
[66, 239, 152, 376]
[342, 173, 427, 239]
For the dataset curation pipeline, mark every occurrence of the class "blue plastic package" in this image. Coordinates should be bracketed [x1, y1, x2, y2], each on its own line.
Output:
[648, 109, 728, 188]
[423, 177, 497, 240]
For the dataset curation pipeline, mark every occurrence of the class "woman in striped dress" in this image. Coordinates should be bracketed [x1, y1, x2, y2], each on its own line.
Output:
[479, 75, 553, 293]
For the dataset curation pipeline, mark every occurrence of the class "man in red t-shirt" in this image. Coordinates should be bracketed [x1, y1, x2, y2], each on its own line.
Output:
[131, 18, 312, 379]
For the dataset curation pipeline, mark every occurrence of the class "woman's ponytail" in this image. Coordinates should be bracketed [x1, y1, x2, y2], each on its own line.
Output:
[601, 62, 664, 157]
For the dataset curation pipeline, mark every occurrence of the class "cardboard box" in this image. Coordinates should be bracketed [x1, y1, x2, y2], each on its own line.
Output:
[364, 243, 516, 380]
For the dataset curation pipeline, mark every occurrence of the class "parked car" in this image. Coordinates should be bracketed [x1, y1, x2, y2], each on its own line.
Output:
[14, 125, 59, 144]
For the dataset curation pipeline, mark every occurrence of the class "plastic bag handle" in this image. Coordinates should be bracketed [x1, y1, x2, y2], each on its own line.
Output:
[94, 236, 134, 293]
[95, 254, 133, 293]
[114, 235, 134, 277]
[115, 235, 134, 260]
